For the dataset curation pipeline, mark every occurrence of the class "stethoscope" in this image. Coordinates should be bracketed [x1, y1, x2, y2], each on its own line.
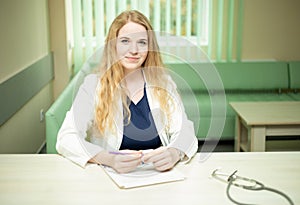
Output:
[211, 169, 294, 205]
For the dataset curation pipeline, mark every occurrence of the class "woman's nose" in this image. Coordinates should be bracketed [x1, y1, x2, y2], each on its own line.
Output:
[129, 42, 138, 54]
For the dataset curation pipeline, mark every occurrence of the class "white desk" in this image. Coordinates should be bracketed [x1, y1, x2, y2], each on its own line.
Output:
[0, 152, 299, 205]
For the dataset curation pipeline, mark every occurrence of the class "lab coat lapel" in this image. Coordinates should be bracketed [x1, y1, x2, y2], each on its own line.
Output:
[143, 71, 169, 146]
[113, 93, 124, 150]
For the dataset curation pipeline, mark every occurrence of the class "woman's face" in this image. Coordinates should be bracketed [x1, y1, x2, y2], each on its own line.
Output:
[116, 21, 148, 73]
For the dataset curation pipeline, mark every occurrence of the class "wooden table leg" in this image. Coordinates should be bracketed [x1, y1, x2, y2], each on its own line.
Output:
[249, 126, 266, 152]
[234, 116, 241, 152]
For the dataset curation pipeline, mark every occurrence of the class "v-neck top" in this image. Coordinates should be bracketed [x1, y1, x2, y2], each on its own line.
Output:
[120, 86, 162, 150]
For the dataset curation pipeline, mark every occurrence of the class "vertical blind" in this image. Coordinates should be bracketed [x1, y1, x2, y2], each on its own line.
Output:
[70, 0, 244, 73]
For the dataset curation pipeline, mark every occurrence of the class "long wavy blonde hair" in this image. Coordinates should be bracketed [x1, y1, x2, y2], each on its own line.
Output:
[95, 10, 174, 135]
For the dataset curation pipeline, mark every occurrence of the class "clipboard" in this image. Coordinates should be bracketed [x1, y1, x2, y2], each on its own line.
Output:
[101, 163, 185, 189]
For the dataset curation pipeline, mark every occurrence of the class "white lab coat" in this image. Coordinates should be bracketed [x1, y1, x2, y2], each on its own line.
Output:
[56, 72, 198, 167]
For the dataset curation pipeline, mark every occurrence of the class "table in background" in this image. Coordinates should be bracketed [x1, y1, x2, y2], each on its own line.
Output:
[230, 101, 300, 152]
[1, 152, 299, 205]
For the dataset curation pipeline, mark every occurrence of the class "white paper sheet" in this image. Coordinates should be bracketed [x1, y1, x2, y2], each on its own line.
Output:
[102, 163, 185, 189]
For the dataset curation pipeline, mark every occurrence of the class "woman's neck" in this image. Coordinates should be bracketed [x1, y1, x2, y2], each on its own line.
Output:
[124, 69, 145, 104]
[124, 67, 143, 80]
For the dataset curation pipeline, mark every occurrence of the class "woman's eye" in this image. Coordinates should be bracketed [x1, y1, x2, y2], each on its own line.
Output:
[120, 39, 129, 44]
[138, 40, 147, 46]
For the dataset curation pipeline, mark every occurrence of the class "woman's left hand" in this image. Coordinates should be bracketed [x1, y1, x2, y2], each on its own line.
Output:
[142, 147, 181, 171]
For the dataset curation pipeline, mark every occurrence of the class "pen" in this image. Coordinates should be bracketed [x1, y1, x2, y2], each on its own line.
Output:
[109, 151, 152, 165]
[109, 149, 152, 155]
[109, 151, 140, 155]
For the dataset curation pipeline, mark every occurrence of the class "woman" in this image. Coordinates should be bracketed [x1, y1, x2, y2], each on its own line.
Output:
[56, 10, 198, 173]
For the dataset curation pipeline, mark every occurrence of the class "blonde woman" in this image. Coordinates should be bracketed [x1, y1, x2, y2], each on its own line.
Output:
[56, 10, 198, 173]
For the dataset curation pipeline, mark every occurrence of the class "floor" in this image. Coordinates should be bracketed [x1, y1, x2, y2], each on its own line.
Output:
[197, 140, 234, 152]
[39, 145, 47, 154]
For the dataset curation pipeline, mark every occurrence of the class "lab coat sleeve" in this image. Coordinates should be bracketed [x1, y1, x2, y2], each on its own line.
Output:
[166, 77, 198, 163]
[56, 74, 103, 167]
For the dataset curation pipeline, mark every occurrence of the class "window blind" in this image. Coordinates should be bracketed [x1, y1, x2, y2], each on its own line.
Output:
[70, 0, 244, 73]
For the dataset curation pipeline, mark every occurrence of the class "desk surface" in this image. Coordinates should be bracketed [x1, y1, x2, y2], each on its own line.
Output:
[230, 101, 300, 125]
[1, 152, 299, 205]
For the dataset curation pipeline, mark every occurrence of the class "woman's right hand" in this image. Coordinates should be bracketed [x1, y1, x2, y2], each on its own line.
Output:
[90, 150, 142, 173]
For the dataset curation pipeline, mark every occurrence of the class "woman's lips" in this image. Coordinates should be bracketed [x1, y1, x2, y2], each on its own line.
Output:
[125, 56, 140, 62]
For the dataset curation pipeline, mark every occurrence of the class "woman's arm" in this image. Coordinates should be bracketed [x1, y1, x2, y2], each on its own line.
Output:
[163, 76, 198, 162]
[56, 74, 103, 167]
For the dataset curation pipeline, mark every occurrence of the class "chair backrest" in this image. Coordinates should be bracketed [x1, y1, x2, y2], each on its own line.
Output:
[45, 49, 103, 153]
[167, 61, 289, 92]
[45, 72, 83, 153]
[289, 61, 300, 90]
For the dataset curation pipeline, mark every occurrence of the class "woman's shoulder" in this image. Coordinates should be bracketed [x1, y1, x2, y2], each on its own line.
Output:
[163, 73, 178, 90]
[80, 73, 100, 93]
[83, 73, 99, 81]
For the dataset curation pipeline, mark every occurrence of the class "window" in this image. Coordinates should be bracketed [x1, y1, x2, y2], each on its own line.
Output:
[67, 0, 244, 72]
[68, 0, 210, 71]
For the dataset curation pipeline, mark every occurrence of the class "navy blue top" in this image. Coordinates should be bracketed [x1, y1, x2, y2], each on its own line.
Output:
[120, 87, 162, 150]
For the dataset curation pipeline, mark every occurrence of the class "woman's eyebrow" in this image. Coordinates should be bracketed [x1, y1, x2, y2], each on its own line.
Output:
[118, 36, 148, 41]
[138, 38, 148, 41]
[118, 36, 129, 39]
